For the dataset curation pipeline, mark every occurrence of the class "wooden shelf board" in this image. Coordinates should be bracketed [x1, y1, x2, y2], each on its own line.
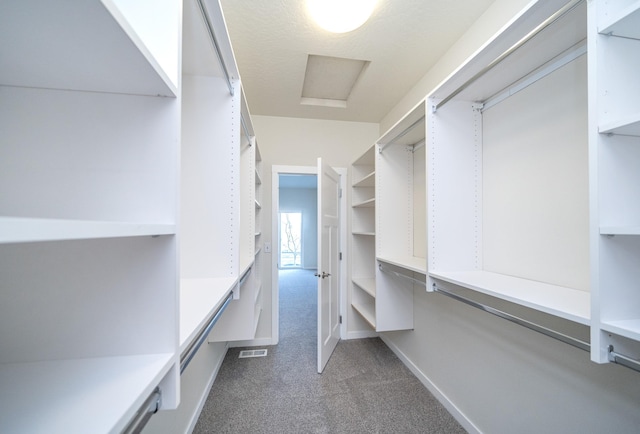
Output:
[378, 101, 426, 147]
[352, 301, 376, 329]
[352, 198, 375, 208]
[179, 277, 236, 350]
[377, 255, 426, 274]
[353, 146, 375, 166]
[353, 171, 375, 188]
[599, 1, 640, 40]
[599, 112, 640, 136]
[0, 353, 175, 434]
[0, 217, 175, 244]
[430, 270, 590, 325]
[600, 226, 640, 236]
[0, 1, 177, 96]
[353, 277, 376, 298]
[352, 231, 375, 236]
[600, 319, 640, 342]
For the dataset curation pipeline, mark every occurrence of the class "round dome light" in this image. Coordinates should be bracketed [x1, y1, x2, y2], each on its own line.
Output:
[306, 0, 377, 33]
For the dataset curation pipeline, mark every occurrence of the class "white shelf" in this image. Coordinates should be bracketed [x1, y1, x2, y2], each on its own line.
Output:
[352, 231, 375, 236]
[179, 277, 237, 351]
[353, 278, 376, 298]
[0, 353, 174, 434]
[353, 198, 375, 208]
[377, 255, 426, 275]
[353, 171, 375, 187]
[0, 217, 175, 244]
[599, 112, 640, 136]
[600, 319, 640, 342]
[599, 1, 640, 39]
[352, 301, 376, 329]
[430, 270, 590, 325]
[378, 101, 426, 147]
[0, 1, 178, 97]
[600, 226, 640, 236]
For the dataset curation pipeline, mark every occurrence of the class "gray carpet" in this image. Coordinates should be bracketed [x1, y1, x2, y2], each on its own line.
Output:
[193, 268, 466, 433]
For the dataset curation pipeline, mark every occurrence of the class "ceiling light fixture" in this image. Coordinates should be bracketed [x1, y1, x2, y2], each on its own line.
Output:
[306, 0, 377, 33]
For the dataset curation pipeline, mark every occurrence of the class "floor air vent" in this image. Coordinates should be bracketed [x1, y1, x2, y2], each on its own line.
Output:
[238, 349, 268, 358]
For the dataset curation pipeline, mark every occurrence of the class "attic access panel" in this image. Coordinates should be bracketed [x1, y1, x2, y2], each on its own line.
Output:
[301, 54, 370, 108]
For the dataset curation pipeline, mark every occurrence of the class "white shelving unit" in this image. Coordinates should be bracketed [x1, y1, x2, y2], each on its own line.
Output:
[350, 146, 379, 329]
[427, 0, 590, 325]
[377, 102, 427, 276]
[349, 134, 416, 332]
[0, 1, 182, 432]
[181, 0, 261, 345]
[589, 0, 640, 363]
[209, 96, 263, 343]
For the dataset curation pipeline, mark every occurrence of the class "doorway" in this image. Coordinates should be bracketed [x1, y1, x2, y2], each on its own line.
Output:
[271, 165, 348, 348]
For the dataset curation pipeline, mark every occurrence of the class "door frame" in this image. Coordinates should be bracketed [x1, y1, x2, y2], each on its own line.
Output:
[271, 165, 348, 344]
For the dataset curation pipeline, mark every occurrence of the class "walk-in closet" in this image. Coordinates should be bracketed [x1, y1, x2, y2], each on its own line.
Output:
[2, 0, 640, 433]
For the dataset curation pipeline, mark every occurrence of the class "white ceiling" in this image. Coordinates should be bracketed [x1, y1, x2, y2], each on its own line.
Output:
[219, 0, 496, 123]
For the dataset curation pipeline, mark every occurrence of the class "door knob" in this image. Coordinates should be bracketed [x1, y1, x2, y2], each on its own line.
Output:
[314, 271, 330, 278]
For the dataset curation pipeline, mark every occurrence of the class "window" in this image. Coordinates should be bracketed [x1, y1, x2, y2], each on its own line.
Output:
[279, 212, 302, 267]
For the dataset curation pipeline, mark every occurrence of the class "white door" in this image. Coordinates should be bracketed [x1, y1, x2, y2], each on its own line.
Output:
[316, 158, 341, 373]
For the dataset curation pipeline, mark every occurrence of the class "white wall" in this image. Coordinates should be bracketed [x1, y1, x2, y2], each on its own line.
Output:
[279, 186, 317, 269]
[251, 115, 380, 342]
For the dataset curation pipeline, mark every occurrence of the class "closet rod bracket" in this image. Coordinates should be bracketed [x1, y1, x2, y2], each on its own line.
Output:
[121, 387, 162, 434]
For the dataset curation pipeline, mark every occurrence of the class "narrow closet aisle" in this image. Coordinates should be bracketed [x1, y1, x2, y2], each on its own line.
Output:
[193, 269, 464, 433]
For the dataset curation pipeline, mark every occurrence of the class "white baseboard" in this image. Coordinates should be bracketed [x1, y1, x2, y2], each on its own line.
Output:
[345, 330, 379, 340]
[185, 343, 229, 434]
[228, 337, 275, 348]
[379, 335, 481, 434]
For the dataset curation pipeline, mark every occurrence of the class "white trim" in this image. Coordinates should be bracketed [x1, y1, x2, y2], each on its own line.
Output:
[379, 335, 481, 434]
[346, 330, 379, 340]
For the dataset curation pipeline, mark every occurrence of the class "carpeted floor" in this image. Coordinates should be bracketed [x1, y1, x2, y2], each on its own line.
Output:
[193, 268, 466, 433]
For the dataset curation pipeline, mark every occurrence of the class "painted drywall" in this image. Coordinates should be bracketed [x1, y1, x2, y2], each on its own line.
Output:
[250, 115, 380, 342]
[279, 186, 317, 269]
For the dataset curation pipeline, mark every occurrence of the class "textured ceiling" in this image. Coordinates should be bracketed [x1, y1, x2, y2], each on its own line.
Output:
[220, 0, 496, 123]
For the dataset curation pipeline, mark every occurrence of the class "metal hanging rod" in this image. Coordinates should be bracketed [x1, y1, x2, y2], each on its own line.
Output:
[379, 263, 426, 286]
[241, 116, 252, 144]
[480, 41, 586, 112]
[379, 115, 426, 153]
[432, 284, 590, 352]
[180, 291, 234, 374]
[411, 138, 426, 152]
[433, 0, 584, 112]
[609, 346, 640, 374]
[239, 266, 252, 287]
[121, 387, 161, 434]
[196, 0, 234, 96]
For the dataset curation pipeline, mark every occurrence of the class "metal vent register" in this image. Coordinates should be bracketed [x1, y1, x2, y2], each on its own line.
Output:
[238, 349, 268, 358]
